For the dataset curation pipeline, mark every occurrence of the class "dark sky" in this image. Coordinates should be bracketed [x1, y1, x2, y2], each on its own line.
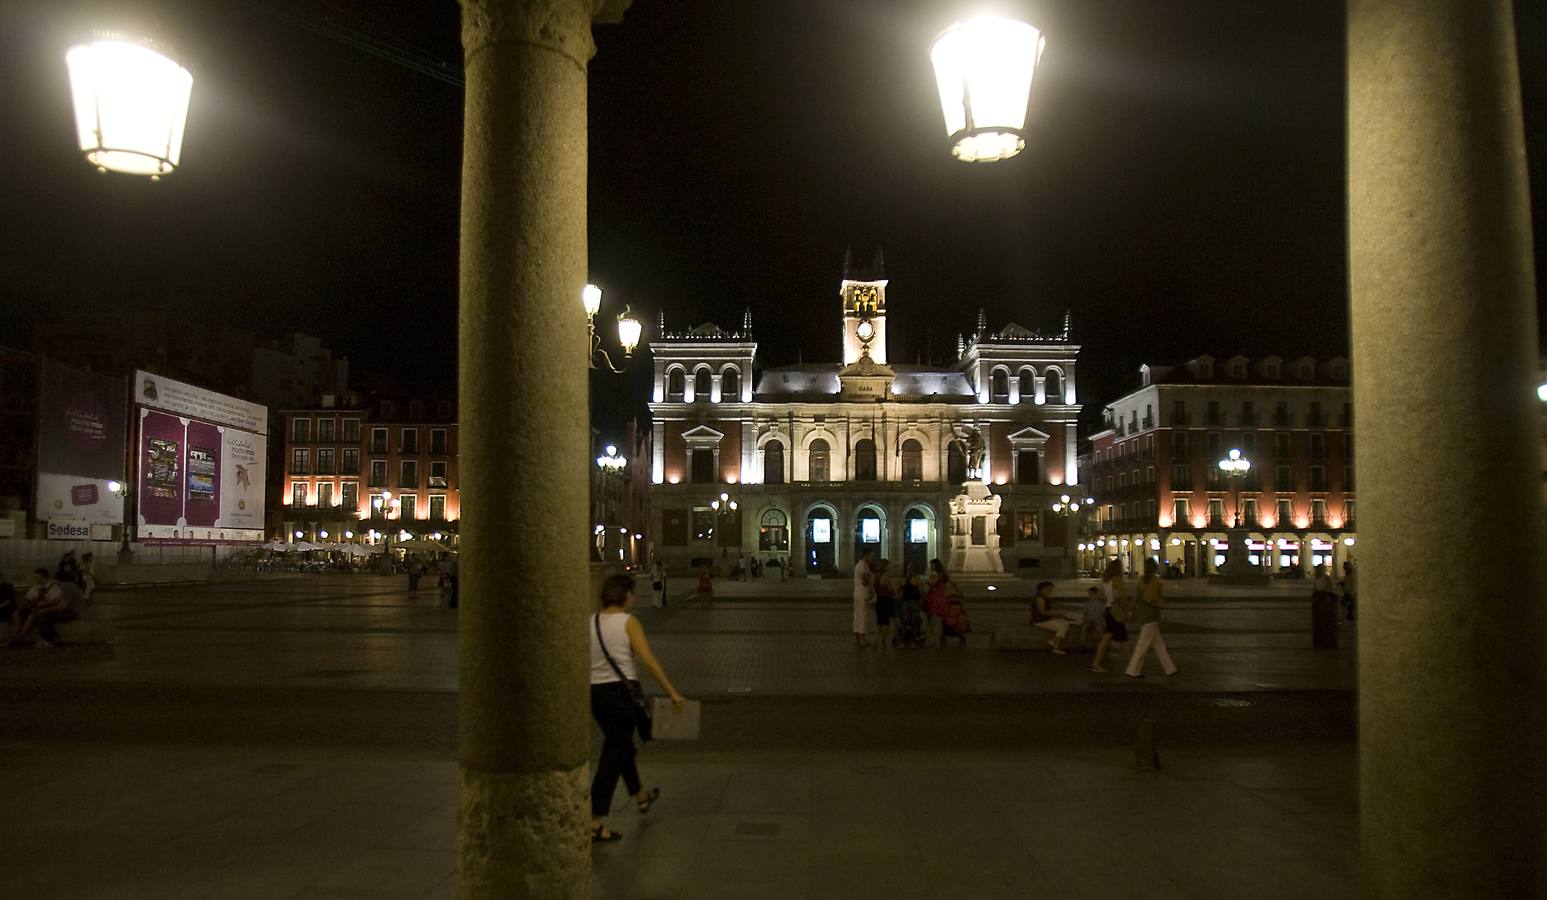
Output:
[2, 1, 1544, 437]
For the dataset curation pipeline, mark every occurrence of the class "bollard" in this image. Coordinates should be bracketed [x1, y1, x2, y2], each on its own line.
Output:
[1135, 713, 1160, 771]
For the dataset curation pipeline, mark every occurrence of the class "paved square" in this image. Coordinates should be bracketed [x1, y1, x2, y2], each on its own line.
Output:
[0, 575, 1357, 898]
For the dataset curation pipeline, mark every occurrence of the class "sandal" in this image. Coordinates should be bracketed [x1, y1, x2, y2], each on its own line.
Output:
[637, 788, 660, 814]
[591, 825, 622, 843]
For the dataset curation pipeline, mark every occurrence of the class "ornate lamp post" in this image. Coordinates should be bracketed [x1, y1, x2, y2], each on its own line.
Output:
[1051, 493, 1094, 577]
[930, 17, 1047, 163]
[66, 35, 193, 178]
[584, 283, 643, 372]
[1217, 448, 1251, 528]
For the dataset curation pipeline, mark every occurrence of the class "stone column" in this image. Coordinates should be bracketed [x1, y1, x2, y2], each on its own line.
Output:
[456, 1, 624, 896]
[1349, 3, 1544, 897]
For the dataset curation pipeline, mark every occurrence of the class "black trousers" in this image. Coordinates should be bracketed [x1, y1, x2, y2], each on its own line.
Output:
[590, 681, 642, 817]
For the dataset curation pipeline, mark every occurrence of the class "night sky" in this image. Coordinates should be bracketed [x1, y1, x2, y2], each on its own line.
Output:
[2, 1, 1544, 437]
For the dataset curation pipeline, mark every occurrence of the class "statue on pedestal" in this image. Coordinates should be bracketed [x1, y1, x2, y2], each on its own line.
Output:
[950, 424, 987, 483]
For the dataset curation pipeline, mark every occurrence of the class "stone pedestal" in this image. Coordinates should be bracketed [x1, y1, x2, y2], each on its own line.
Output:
[1350, 2, 1545, 896]
[1209, 527, 1267, 586]
[946, 481, 1003, 575]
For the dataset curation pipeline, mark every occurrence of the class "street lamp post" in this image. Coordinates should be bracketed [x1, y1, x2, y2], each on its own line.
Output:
[108, 479, 132, 564]
[1216, 449, 1255, 579]
[1051, 493, 1094, 577]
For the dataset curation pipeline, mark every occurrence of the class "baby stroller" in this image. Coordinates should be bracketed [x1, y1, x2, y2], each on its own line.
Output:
[941, 595, 972, 644]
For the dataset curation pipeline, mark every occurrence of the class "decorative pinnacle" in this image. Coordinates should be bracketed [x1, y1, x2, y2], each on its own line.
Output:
[956, 333, 965, 358]
[742, 307, 752, 335]
[657, 309, 665, 338]
[1062, 309, 1071, 341]
[976, 308, 988, 335]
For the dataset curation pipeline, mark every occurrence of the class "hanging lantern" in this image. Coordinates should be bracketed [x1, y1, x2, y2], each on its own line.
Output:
[930, 17, 1046, 163]
[66, 35, 193, 178]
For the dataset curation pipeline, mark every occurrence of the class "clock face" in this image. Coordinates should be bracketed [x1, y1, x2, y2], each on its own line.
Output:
[856, 319, 875, 342]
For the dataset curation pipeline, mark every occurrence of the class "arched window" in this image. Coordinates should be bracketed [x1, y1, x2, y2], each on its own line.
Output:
[808, 439, 830, 482]
[667, 369, 685, 401]
[990, 369, 1010, 402]
[764, 440, 785, 485]
[694, 369, 712, 401]
[1019, 369, 1036, 402]
[947, 442, 967, 484]
[1043, 369, 1063, 404]
[900, 439, 923, 481]
[759, 509, 789, 551]
[853, 438, 877, 481]
[721, 368, 740, 400]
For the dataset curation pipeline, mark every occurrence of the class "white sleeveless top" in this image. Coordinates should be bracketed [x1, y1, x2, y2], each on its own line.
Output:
[590, 612, 638, 684]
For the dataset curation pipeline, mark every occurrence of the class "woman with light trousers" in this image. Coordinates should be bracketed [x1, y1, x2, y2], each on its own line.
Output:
[1125, 557, 1179, 678]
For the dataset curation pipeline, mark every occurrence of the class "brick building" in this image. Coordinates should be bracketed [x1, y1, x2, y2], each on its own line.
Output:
[646, 255, 1084, 576]
[1083, 354, 1356, 577]
[279, 393, 459, 544]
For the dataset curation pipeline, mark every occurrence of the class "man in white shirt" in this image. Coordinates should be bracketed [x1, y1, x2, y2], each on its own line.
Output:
[852, 550, 876, 647]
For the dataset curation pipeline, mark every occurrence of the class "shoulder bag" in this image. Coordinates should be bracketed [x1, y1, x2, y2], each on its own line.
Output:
[594, 614, 653, 742]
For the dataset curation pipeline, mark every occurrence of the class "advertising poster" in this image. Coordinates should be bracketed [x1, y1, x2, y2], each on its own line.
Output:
[219, 428, 264, 532]
[183, 420, 221, 528]
[134, 371, 268, 544]
[35, 359, 127, 528]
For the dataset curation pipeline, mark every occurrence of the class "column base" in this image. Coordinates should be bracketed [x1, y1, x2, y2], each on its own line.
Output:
[459, 764, 590, 898]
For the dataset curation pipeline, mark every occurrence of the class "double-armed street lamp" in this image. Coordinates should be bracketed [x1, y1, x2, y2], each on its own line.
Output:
[583, 284, 643, 373]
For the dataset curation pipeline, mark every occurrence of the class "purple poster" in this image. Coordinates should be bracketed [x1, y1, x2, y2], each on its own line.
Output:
[183, 421, 221, 527]
[138, 410, 185, 529]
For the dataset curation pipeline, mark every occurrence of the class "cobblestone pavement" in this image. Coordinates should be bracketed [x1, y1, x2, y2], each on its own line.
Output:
[0, 575, 1358, 899]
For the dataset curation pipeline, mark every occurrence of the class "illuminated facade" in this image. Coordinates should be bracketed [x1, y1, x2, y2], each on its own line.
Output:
[279, 393, 459, 543]
[1083, 355, 1356, 576]
[647, 253, 1082, 576]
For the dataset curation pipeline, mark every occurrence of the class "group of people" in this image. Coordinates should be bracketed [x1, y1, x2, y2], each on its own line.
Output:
[722, 553, 790, 582]
[3, 555, 91, 648]
[850, 550, 971, 649]
[1032, 559, 1179, 677]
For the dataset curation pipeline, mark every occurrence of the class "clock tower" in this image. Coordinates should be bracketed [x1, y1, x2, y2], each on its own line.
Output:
[840, 247, 888, 365]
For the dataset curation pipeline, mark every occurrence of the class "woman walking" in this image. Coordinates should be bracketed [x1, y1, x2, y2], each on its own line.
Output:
[1125, 557, 1179, 678]
[852, 549, 876, 646]
[650, 558, 667, 608]
[1090, 559, 1130, 673]
[696, 563, 714, 604]
[590, 574, 686, 843]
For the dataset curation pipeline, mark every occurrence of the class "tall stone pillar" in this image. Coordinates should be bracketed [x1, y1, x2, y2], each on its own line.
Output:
[456, 1, 626, 896]
[1349, 3, 1544, 897]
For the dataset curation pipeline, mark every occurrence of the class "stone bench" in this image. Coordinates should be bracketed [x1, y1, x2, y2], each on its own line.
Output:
[52, 618, 115, 644]
[991, 621, 1095, 652]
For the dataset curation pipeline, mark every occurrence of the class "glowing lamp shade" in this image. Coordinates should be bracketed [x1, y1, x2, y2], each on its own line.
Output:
[617, 313, 642, 354]
[66, 38, 192, 177]
[582, 283, 603, 317]
[930, 18, 1046, 163]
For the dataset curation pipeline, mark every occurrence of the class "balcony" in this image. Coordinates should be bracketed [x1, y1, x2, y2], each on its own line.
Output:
[1273, 413, 1294, 426]
[1205, 411, 1222, 426]
[1308, 413, 1328, 427]
[369, 441, 388, 455]
[1141, 415, 1155, 430]
[1240, 412, 1258, 426]
[1171, 413, 1190, 426]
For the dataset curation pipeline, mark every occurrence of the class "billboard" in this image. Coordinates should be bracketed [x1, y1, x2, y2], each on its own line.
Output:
[134, 371, 267, 544]
[35, 359, 127, 528]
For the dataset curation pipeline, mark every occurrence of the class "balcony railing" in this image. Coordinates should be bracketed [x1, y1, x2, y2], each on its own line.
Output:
[1273, 413, 1294, 426]
[1172, 413, 1190, 426]
[370, 442, 388, 455]
[1240, 412, 1258, 426]
[1141, 415, 1155, 430]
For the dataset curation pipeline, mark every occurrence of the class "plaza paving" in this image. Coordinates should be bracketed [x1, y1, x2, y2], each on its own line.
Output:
[0, 575, 1358, 899]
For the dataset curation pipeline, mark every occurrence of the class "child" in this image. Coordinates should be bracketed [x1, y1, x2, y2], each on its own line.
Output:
[1077, 586, 1106, 649]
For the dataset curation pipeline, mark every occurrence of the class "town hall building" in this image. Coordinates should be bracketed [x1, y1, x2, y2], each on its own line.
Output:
[646, 254, 1085, 578]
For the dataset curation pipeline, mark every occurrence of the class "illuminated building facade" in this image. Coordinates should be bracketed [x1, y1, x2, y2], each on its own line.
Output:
[1084, 355, 1356, 576]
[646, 253, 1083, 576]
[279, 393, 459, 544]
